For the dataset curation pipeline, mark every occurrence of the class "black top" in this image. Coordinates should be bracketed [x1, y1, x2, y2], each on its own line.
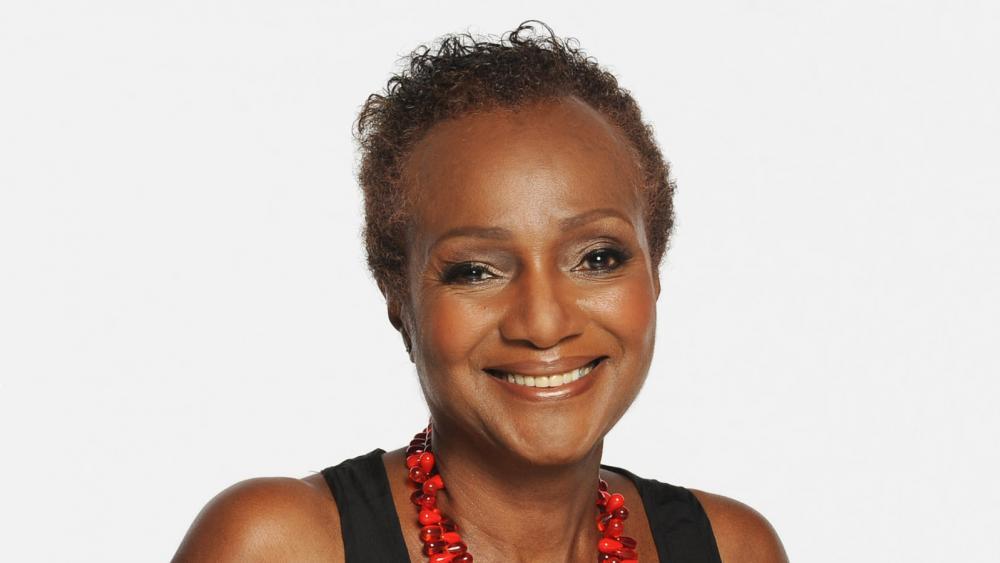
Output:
[322, 449, 722, 563]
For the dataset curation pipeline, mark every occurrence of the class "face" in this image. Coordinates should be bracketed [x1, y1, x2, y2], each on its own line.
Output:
[393, 96, 660, 466]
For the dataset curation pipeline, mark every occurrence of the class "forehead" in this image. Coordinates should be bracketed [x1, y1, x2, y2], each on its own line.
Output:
[402, 96, 644, 248]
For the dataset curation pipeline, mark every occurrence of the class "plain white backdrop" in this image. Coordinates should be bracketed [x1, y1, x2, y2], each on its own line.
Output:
[1, 1, 998, 561]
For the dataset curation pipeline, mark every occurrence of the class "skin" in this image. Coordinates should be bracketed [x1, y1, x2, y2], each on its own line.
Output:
[173, 97, 788, 562]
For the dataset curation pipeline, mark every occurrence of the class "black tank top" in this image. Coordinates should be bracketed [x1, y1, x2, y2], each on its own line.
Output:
[321, 449, 722, 562]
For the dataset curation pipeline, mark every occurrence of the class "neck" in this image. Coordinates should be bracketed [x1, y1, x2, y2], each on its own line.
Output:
[428, 422, 604, 562]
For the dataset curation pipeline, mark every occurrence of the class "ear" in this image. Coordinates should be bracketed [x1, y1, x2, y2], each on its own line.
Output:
[652, 266, 662, 300]
[384, 288, 414, 362]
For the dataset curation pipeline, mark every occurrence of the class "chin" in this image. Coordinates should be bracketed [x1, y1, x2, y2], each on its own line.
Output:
[524, 446, 596, 468]
[501, 423, 605, 468]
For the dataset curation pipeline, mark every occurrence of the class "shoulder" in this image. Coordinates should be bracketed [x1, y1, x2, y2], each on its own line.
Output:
[691, 489, 788, 563]
[172, 475, 343, 562]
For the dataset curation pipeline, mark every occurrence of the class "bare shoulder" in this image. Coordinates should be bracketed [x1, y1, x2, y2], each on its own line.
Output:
[172, 475, 343, 562]
[690, 489, 789, 563]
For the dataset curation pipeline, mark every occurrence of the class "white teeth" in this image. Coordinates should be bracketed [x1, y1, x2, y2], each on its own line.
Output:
[500, 361, 598, 389]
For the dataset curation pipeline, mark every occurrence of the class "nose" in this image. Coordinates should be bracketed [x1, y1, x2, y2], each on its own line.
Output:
[498, 263, 587, 349]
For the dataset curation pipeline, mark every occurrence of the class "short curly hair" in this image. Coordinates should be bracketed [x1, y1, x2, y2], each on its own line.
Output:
[357, 21, 674, 299]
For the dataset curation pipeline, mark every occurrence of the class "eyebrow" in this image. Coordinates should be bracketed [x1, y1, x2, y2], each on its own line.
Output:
[558, 207, 633, 230]
[431, 207, 633, 248]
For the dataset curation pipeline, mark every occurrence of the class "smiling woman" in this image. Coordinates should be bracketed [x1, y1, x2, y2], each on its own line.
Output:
[399, 98, 660, 474]
[173, 21, 787, 563]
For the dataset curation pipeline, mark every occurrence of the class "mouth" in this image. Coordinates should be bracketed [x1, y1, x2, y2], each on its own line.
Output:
[484, 357, 606, 389]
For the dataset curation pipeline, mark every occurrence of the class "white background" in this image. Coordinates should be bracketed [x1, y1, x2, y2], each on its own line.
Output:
[1, 1, 997, 561]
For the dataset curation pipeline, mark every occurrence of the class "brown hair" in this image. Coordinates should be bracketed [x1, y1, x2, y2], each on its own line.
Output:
[356, 21, 674, 298]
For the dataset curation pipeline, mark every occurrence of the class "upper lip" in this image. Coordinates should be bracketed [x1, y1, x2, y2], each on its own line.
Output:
[484, 355, 604, 377]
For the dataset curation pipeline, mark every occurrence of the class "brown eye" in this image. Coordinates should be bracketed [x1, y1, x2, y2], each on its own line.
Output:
[580, 248, 629, 272]
[442, 262, 497, 284]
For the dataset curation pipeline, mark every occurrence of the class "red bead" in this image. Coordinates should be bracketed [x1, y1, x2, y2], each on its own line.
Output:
[618, 536, 637, 549]
[406, 445, 425, 456]
[614, 548, 638, 559]
[418, 451, 436, 473]
[419, 525, 443, 542]
[605, 493, 625, 512]
[442, 531, 462, 544]
[423, 540, 448, 555]
[597, 512, 613, 531]
[411, 491, 437, 508]
[613, 506, 629, 520]
[423, 474, 445, 495]
[445, 542, 468, 555]
[597, 490, 610, 507]
[598, 538, 623, 554]
[453, 555, 473, 563]
[598, 479, 609, 491]
[406, 454, 422, 469]
[409, 466, 429, 483]
[429, 554, 454, 563]
[439, 517, 458, 532]
[419, 508, 442, 525]
[603, 518, 624, 538]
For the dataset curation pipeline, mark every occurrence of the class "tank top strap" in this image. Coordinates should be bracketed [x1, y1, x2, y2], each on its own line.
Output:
[601, 464, 723, 563]
[321, 448, 410, 562]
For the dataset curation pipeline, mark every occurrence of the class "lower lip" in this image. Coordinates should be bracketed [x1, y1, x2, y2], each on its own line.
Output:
[485, 359, 605, 402]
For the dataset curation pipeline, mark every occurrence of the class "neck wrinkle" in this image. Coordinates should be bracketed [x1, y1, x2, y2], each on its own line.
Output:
[429, 424, 605, 562]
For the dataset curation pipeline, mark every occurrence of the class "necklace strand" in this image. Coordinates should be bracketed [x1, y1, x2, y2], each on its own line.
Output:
[405, 425, 639, 562]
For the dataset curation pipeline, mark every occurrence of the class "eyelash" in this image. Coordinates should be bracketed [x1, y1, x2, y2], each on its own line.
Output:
[439, 246, 632, 285]
[577, 246, 631, 273]
[441, 262, 501, 284]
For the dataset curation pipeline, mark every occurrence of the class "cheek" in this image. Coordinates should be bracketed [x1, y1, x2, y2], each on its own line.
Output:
[415, 293, 497, 375]
[584, 273, 657, 354]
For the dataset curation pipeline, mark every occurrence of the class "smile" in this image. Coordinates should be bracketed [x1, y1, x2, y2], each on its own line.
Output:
[498, 359, 600, 388]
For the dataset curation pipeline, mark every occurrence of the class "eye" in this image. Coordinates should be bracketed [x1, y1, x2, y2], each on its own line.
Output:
[577, 247, 630, 272]
[441, 262, 498, 284]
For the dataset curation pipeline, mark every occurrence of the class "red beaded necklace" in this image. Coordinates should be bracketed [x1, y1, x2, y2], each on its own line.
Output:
[404, 425, 640, 562]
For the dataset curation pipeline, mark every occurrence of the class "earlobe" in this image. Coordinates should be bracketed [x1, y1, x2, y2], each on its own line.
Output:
[386, 297, 403, 331]
[386, 294, 414, 362]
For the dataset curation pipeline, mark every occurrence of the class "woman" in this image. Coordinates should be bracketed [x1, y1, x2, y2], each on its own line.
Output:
[174, 22, 788, 563]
